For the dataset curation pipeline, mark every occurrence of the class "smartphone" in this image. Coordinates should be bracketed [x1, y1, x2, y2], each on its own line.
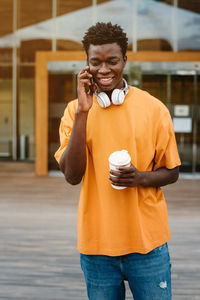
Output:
[86, 59, 94, 94]
[89, 74, 95, 94]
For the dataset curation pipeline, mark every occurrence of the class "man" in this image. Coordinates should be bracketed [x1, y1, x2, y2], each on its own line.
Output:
[55, 22, 181, 300]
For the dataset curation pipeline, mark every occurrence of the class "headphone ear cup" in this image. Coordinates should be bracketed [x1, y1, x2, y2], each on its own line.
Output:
[96, 92, 111, 108]
[111, 89, 125, 105]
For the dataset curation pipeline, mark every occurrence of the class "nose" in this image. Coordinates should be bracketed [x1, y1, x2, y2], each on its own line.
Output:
[99, 62, 110, 74]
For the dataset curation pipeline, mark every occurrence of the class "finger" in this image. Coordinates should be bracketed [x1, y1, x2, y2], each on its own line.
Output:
[109, 175, 133, 184]
[79, 66, 90, 74]
[117, 165, 136, 173]
[79, 79, 92, 86]
[79, 72, 93, 80]
[109, 179, 135, 188]
[110, 169, 135, 176]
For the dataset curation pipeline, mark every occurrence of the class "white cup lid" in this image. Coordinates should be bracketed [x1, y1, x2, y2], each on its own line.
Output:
[109, 149, 131, 166]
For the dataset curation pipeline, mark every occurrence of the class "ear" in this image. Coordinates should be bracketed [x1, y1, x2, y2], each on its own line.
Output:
[123, 55, 127, 63]
[123, 55, 127, 68]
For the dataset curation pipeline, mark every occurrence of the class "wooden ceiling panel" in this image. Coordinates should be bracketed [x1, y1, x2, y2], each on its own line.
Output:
[56, 39, 82, 51]
[137, 39, 172, 51]
[179, 0, 200, 14]
[57, 0, 92, 16]
[156, 0, 200, 14]
[17, 0, 52, 28]
[97, 0, 111, 4]
[0, 0, 13, 37]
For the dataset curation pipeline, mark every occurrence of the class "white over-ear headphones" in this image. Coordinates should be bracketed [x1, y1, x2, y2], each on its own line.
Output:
[95, 78, 129, 108]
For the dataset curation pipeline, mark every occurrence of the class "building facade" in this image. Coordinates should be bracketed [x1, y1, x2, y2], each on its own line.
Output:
[0, 0, 200, 174]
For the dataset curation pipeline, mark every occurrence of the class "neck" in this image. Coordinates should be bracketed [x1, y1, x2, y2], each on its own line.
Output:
[96, 78, 125, 99]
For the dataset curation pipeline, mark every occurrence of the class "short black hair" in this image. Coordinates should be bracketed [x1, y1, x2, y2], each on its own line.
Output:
[82, 22, 128, 57]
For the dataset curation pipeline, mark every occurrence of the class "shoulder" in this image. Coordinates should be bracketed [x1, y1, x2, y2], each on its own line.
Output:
[129, 86, 170, 117]
[63, 99, 78, 119]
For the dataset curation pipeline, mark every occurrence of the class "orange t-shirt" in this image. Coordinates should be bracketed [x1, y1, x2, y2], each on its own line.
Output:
[55, 86, 181, 256]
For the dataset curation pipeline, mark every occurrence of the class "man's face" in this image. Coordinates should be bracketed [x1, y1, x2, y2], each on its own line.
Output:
[87, 43, 127, 93]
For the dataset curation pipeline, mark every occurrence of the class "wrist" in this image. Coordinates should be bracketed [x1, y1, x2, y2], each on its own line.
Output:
[138, 171, 148, 187]
[75, 108, 89, 117]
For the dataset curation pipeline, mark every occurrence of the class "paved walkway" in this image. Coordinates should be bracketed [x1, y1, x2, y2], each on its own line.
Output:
[0, 166, 200, 299]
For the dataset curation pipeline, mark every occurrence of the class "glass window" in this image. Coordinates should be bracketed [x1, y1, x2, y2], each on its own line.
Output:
[178, 0, 200, 50]
[142, 74, 167, 102]
[48, 71, 77, 170]
[17, 0, 52, 28]
[0, 0, 13, 36]
[56, 0, 93, 50]
[19, 39, 52, 63]
[178, 0, 200, 14]
[0, 66, 12, 160]
[17, 1, 53, 62]
[95, 0, 133, 49]
[19, 66, 35, 160]
[97, 0, 111, 4]
[95, 0, 173, 51]
[0, 0, 13, 62]
[0, 48, 12, 63]
[0, 1, 13, 159]
[171, 75, 195, 104]
[137, 0, 173, 51]
[57, 0, 92, 15]
[56, 39, 82, 51]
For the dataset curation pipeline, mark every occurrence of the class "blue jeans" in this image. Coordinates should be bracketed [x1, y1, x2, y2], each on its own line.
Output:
[80, 243, 171, 300]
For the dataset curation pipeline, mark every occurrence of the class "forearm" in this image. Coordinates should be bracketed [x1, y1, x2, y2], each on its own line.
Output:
[109, 165, 179, 188]
[60, 110, 88, 185]
[139, 167, 179, 187]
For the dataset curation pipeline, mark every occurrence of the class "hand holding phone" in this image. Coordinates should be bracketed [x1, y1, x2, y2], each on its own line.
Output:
[77, 66, 95, 112]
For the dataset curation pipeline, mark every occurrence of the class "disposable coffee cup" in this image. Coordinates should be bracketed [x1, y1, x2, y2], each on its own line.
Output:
[108, 150, 131, 190]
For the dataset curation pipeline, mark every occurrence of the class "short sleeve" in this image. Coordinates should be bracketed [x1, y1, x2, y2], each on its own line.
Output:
[54, 100, 77, 164]
[154, 108, 181, 170]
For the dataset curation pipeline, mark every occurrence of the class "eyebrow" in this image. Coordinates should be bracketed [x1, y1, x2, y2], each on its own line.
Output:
[107, 56, 119, 60]
[90, 56, 119, 61]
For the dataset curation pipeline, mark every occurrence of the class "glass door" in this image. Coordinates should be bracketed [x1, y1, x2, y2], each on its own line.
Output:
[169, 74, 195, 172]
[47, 61, 200, 173]
[47, 61, 85, 171]
[140, 66, 200, 173]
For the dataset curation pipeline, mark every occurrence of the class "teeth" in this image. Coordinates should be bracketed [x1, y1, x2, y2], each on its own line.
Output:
[101, 78, 112, 82]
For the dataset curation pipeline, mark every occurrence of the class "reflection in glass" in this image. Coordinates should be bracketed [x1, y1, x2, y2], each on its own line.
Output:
[95, 0, 133, 50]
[0, 0, 199, 52]
[177, 2, 200, 50]
[178, 0, 200, 14]
[56, 0, 93, 51]
[137, 0, 173, 51]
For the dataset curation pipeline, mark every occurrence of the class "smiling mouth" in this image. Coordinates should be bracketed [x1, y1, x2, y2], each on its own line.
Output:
[98, 77, 114, 85]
